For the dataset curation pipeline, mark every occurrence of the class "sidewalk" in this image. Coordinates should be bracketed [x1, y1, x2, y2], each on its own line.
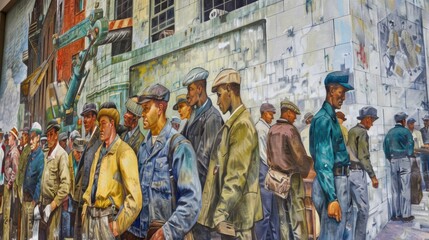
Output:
[375, 191, 429, 240]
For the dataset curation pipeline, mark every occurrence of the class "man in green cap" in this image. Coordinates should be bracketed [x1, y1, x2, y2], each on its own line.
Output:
[267, 99, 311, 240]
[310, 71, 354, 239]
[199, 68, 262, 239]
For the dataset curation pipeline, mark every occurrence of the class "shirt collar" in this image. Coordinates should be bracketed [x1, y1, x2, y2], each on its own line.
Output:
[229, 104, 244, 120]
[259, 118, 271, 128]
[48, 142, 61, 159]
[322, 101, 337, 122]
[128, 125, 139, 137]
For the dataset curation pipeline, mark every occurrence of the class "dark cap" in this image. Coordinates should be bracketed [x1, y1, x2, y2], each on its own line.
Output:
[336, 111, 347, 121]
[59, 132, 68, 141]
[357, 106, 379, 121]
[73, 137, 86, 152]
[324, 71, 354, 90]
[80, 103, 98, 116]
[125, 97, 143, 116]
[21, 127, 30, 134]
[138, 84, 170, 104]
[281, 99, 300, 114]
[302, 112, 314, 124]
[182, 67, 209, 86]
[46, 119, 60, 133]
[260, 103, 276, 113]
[407, 118, 416, 124]
[394, 112, 408, 122]
[173, 94, 188, 111]
[422, 114, 429, 121]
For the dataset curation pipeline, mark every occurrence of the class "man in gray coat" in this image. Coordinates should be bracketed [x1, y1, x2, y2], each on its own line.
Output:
[347, 106, 379, 240]
[182, 67, 224, 239]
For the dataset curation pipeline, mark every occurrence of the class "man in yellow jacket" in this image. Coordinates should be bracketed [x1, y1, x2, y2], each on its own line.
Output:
[82, 102, 142, 239]
[198, 68, 262, 239]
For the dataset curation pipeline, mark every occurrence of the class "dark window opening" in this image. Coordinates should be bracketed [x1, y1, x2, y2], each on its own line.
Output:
[202, 0, 257, 22]
[151, 0, 175, 42]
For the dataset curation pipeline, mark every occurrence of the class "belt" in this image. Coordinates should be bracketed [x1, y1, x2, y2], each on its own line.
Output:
[87, 206, 117, 219]
[23, 192, 33, 202]
[349, 162, 362, 170]
[333, 165, 350, 176]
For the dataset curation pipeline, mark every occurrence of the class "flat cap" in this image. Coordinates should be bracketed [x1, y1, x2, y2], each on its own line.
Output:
[336, 111, 347, 121]
[422, 114, 429, 121]
[324, 71, 354, 90]
[211, 68, 241, 93]
[394, 112, 408, 122]
[59, 132, 68, 141]
[80, 102, 98, 116]
[126, 97, 143, 116]
[281, 99, 301, 115]
[173, 94, 188, 111]
[73, 137, 86, 152]
[69, 130, 81, 141]
[407, 118, 416, 124]
[357, 106, 379, 121]
[171, 116, 181, 124]
[46, 119, 60, 133]
[302, 112, 314, 124]
[41, 135, 47, 141]
[30, 122, 42, 135]
[260, 103, 276, 113]
[138, 84, 170, 104]
[183, 67, 209, 86]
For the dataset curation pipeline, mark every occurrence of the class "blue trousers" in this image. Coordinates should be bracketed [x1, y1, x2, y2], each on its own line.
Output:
[255, 162, 280, 240]
[312, 176, 351, 240]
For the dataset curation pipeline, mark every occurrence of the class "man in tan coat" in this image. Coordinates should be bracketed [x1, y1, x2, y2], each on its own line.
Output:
[198, 68, 262, 239]
[82, 102, 142, 239]
[39, 120, 71, 239]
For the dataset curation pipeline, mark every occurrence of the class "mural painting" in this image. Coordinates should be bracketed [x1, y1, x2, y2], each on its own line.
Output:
[0, 0, 428, 239]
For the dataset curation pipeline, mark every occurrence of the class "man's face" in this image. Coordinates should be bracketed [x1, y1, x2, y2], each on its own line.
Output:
[123, 111, 137, 129]
[83, 112, 96, 133]
[46, 128, 58, 150]
[99, 116, 114, 143]
[178, 102, 192, 120]
[186, 83, 200, 107]
[216, 86, 231, 114]
[407, 122, 415, 131]
[59, 139, 67, 149]
[262, 111, 275, 125]
[30, 132, 40, 151]
[283, 109, 297, 124]
[141, 101, 160, 131]
[21, 132, 29, 146]
[424, 120, 429, 128]
[8, 135, 16, 147]
[363, 117, 375, 130]
[330, 85, 347, 109]
[73, 149, 83, 162]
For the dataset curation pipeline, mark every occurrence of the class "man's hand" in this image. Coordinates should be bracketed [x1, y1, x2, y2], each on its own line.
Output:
[50, 201, 57, 211]
[371, 176, 379, 188]
[109, 221, 119, 237]
[151, 227, 165, 240]
[327, 200, 342, 222]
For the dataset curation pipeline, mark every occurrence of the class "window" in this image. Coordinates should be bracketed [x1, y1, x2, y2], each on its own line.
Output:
[76, 0, 84, 13]
[112, 0, 133, 56]
[202, 0, 258, 22]
[151, 0, 175, 42]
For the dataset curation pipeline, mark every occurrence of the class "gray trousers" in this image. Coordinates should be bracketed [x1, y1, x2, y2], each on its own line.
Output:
[390, 157, 411, 218]
[312, 176, 351, 240]
[255, 162, 279, 240]
[349, 170, 369, 240]
[83, 215, 116, 240]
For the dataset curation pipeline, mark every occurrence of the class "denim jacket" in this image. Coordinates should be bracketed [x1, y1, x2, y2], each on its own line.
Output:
[129, 122, 201, 239]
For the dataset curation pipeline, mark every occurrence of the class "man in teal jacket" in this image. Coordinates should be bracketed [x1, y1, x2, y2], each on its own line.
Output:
[383, 112, 414, 222]
[310, 71, 353, 239]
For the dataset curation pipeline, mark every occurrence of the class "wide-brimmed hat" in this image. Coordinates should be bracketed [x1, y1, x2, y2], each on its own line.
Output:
[80, 103, 98, 116]
[357, 106, 379, 121]
[173, 94, 188, 111]
[46, 119, 60, 134]
[10, 127, 19, 139]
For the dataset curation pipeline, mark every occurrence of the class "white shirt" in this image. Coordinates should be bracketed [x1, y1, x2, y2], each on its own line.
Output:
[255, 118, 270, 166]
[300, 124, 311, 156]
[411, 129, 424, 149]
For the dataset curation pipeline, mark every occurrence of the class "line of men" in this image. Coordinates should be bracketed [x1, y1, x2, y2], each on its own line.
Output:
[0, 68, 421, 240]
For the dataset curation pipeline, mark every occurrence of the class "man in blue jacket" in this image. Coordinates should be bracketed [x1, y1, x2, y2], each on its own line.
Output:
[383, 112, 414, 222]
[128, 83, 201, 240]
[310, 71, 354, 239]
[21, 122, 44, 239]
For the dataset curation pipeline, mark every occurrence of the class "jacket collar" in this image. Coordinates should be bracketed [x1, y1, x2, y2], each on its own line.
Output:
[102, 135, 121, 155]
[47, 142, 61, 159]
[189, 98, 213, 125]
[276, 118, 293, 125]
[322, 101, 338, 123]
[145, 121, 174, 158]
[225, 105, 246, 128]
[30, 147, 43, 158]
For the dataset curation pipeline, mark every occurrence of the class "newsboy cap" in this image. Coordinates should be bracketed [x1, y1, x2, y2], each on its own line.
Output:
[324, 71, 354, 90]
[260, 103, 276, 113]
[357, 106, 379, 121]
[183, 67, 209, 86]
[394, 112, 408, 122]
[46, 119, 60, 134]
[422, 114, 429, 121]
[80, 102, 98, 116]
[281, 99, 301, 115]
[73, 137, 86, 152]
[407, 118, 416, 124]
[302, 112, 314, 124]
[173, 94, 188, 111]
[126, 97, 143, 117]
[69, 130, 81, 141]
[138, 84, 170, 104]
[59, 132, 68, 141]
[211, 68, 241, 93]
[30, 122, 43, 135]
[98, 102, 120, 128]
